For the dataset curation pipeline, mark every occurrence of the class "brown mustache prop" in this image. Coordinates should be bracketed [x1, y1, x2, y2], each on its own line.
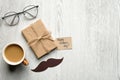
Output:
[31, 58, 63, 72]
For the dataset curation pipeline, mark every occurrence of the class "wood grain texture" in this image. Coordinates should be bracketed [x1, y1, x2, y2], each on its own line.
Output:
[0, 0, 119, 80]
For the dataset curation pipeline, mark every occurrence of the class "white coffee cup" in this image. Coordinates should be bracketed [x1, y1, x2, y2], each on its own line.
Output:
[2, 42, 28, 66]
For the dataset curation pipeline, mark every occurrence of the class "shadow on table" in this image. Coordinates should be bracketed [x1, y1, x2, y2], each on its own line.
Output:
[0, 19, 3, 27]
[8, 64, 26, 72]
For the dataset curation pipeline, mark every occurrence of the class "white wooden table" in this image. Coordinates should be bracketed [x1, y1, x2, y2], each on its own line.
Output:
[0, 0, 119, 80]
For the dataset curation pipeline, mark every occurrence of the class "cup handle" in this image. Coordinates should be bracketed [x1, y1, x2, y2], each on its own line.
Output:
[22, 58, 29, 66]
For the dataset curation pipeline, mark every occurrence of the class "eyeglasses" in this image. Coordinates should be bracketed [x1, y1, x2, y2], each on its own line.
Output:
[2, 5, 39, 26]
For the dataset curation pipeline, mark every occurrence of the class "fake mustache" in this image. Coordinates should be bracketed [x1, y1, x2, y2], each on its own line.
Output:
[31, 58, 63, 72]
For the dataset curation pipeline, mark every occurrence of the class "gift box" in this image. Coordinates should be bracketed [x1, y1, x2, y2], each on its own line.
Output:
[22, 20, 57, 58]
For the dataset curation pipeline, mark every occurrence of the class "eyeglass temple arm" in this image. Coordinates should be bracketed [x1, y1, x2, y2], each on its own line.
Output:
[2, 13, 17, 19]
[25, 12, 35, 18]
[10, 15, 17, 25]
[24, 5, 39, 12]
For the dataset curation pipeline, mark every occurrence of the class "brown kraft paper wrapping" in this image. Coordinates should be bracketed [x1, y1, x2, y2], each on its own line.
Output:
[22, 20, 57, 58]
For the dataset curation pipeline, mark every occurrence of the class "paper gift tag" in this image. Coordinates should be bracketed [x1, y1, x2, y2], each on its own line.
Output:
[55, 37, 72, 50]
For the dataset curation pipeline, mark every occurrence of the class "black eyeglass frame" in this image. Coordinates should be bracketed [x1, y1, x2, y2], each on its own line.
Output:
[1, 5, 39, 26]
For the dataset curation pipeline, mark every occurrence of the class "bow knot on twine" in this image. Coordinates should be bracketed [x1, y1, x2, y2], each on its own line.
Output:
[28, 32, 53, 52]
